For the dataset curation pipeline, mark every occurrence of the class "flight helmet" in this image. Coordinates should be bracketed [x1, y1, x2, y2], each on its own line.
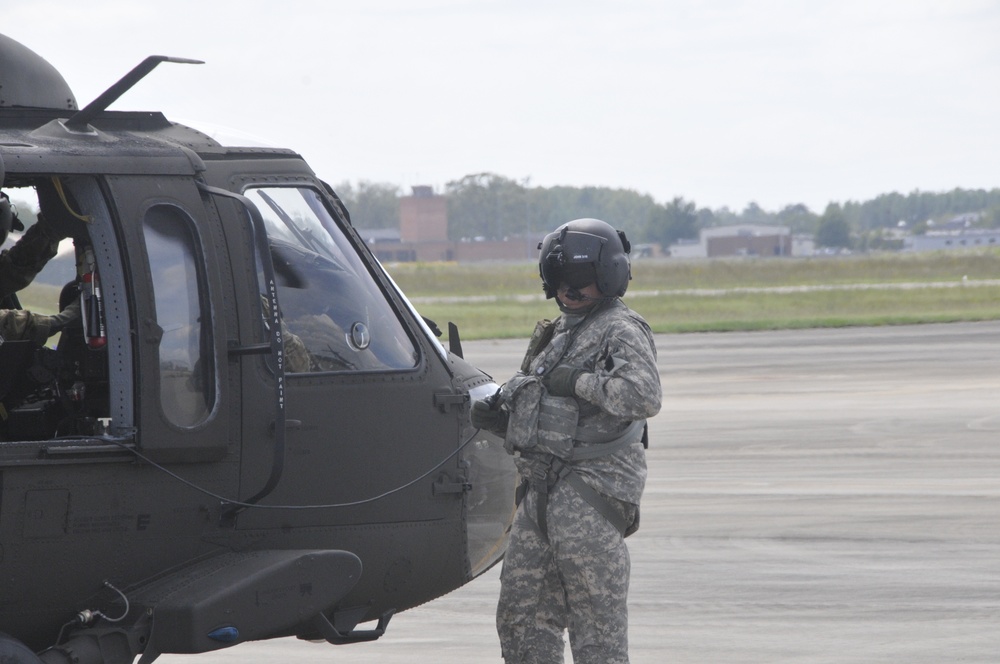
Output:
[0, 192, 24, 247]
[538, 218, 632, 299]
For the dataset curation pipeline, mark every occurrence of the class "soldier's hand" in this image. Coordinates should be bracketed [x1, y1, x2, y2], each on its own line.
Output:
[542, 366, 585, 397]
[36, 211, 83, 241]
[471, 399, 506, 432]
[47, 299, 81, 335]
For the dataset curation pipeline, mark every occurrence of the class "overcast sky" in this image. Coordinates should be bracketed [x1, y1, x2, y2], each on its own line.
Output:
[7, 0, 1000, 213]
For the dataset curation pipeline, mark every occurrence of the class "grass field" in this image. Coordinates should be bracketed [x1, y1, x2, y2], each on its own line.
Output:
[14, 283, 62, 316]
[15, 248, 1000, 342]
[386, 249, 1000, 340]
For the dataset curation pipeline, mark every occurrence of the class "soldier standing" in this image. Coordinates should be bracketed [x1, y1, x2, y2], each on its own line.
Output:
[472, 218, 661, 664]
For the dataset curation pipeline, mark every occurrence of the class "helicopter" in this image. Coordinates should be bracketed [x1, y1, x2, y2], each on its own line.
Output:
[0, 33, 517, 664]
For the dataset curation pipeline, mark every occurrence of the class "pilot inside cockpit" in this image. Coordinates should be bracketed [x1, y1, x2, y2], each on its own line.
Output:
[246, 184, 418, 376]
[0, 180, 106, 441]
[0, 183, 83, 343]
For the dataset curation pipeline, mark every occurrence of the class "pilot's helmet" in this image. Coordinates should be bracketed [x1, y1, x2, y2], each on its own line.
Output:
[0, 192, 24, 247]
[538, 218, 632, 299]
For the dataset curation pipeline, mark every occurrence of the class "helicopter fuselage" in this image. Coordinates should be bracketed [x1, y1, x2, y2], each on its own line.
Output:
[0, 33, 516, 664]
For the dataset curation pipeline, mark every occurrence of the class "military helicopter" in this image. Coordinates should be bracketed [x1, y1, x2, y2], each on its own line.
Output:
[0, 33, 517, 664]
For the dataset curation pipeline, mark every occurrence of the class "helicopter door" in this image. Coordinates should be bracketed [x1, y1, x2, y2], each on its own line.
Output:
[106, 176, 233, 463]
[229, 185, 463, 529]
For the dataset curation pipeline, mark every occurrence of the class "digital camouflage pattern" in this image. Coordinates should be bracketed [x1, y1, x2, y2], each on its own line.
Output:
[282, 323, 311, 373]
[497, 481, 636, 664]
[260, 296, 311, 374]
[501, 298, 660, 503]
[499, 374, 579, 459]
[493, 297, 661, 663]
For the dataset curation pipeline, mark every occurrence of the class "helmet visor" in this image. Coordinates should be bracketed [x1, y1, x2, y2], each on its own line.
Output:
[541, 230, 603, 289]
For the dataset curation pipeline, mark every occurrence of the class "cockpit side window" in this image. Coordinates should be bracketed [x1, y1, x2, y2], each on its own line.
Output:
[244, 186, 417, 374]
[141, 205, 215, 427]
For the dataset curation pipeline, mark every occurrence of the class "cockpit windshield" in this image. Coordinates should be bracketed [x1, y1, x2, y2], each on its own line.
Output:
[245, 186, 418, 374]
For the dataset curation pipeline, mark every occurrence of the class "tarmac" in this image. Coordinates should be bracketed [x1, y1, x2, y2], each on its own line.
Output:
[162, 321, 1000, 663]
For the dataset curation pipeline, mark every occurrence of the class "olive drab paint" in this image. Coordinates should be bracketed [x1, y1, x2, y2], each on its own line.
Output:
[0, 33, 518, 664]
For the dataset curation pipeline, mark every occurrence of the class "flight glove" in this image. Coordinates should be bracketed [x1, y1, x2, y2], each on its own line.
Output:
[36, 211, 84, 241]
[46, 299, 82, 335]
[542, 366, 586, 397]
[471, 399, 507, 432]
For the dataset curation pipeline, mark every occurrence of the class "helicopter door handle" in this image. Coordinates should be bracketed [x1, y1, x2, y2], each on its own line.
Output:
[434, 392, 469, 413]
[227, 340, 271, 356]
[433, 475, 472, 495]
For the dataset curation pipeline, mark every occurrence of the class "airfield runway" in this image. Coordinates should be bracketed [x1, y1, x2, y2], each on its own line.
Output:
[163, 321, 1000, 663]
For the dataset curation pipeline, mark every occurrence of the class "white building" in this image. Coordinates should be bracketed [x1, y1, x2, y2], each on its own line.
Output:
[905, 229, 1000, 252]
[667, 224, 800, 258]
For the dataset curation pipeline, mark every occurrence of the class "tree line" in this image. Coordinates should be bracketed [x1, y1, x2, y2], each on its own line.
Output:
[332, 174, 1000, 250]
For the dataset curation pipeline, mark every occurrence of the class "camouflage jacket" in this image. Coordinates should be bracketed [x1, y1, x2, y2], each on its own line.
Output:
[506, 298, 660, 504]
[0, 223, 62, 342]
[0, 222, 61, 300]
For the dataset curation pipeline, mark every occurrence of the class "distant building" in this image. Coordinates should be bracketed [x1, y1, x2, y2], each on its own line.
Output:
[668, 224, 796, 258]
[666, 238, 704, 259]
[363, 185, 542, 263]
[399, 185, 448, 243]
[358, 228, 401, 244]
[905, 229, 1000, 252]
[792, 234, 815, 256]
[939, 212, 982, 230]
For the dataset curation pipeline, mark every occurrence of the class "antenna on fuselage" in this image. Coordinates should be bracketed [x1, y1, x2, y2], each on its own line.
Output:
[65, 55, 203, 131]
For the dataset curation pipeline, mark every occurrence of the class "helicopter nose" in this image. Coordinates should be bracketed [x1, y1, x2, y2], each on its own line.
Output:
[461, 383, 519, 578]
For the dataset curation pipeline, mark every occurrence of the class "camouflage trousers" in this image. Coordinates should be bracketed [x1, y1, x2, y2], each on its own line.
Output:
[497, 479, 636, 664]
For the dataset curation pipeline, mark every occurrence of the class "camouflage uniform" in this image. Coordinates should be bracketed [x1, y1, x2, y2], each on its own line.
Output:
[0, 221, 62, 343]
[494, 298, 661, 664]
[260, 295, 311, 374]
[282, 322, 311, 373]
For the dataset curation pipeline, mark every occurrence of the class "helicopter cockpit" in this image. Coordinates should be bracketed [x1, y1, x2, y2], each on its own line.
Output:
[0, 178, 113, 442]
[244, 185, 418, 374]
[0, 179, 429, 442]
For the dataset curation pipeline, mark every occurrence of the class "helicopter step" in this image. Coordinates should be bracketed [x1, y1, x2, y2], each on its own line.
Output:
[135, 549, 363, 661]
[38, 549, 363, 664]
